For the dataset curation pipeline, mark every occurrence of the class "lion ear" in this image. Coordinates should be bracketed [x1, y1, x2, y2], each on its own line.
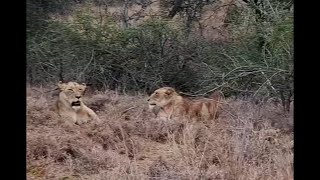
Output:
[57, 81, 64, 89]
[165, 88, 175, 96]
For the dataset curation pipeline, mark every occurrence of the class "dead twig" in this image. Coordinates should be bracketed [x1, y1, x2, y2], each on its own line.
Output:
[121, 106, 138, 115]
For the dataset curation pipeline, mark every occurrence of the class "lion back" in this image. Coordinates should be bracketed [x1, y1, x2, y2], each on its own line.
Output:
[208, 90, 224, 119]
[209, 90, 224, 101]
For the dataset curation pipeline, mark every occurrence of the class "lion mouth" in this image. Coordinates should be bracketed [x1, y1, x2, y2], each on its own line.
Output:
[71, 101, 81, 106]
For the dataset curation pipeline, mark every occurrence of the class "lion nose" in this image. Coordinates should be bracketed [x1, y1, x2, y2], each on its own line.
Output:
[76, 95, 81, 99]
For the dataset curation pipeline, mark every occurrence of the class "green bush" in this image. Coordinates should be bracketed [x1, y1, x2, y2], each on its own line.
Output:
[27, 0, 293, 110]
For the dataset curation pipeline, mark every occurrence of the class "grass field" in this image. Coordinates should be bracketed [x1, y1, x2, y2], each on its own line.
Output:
[27, 86, 293, 180]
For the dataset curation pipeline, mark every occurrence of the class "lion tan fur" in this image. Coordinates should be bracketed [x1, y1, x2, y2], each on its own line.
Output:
[147, 87, 224, 122]
[54, 81, 100, 124]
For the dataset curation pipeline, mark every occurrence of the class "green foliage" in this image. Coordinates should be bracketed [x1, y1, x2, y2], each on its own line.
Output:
[27, 0, 293, 109]
[26, 0, 84, 36]
[213, 0, 293, 109]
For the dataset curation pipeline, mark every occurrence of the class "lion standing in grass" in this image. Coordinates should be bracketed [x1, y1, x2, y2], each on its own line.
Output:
[147, 87, 224, 122]
[54, 81, 100, 125]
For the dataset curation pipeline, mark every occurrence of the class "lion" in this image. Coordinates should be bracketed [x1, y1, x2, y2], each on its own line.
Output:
[147, 87, 224, 122]
[54, 81, 101, 125]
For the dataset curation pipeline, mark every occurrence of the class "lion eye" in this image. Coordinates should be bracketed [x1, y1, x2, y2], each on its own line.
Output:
[155, 92, 158, 95]
[79, 89, 83, 91]
[68, 89, 73, 91]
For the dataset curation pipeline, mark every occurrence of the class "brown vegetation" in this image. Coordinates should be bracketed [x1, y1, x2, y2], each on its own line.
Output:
[27, 86, 293, 180]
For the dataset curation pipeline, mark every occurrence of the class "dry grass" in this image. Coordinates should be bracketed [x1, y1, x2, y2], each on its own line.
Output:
[27, 86, 293, 180]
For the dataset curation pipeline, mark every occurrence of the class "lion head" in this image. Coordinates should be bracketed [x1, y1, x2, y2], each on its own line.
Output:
[57, 81, 87, 108]
[147, 87, 181, 108]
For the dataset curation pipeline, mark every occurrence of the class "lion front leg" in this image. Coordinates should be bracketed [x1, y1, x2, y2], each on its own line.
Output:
[86, 108, 101, 123]
[75, 117, 85, 125]
[60, 113, 78, 125]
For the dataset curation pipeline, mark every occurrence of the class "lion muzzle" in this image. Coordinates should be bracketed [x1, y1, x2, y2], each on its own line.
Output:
[71, 101, 81, 106]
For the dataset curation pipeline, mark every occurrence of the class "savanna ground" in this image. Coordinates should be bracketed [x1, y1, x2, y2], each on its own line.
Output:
[27, 86, 293, 180]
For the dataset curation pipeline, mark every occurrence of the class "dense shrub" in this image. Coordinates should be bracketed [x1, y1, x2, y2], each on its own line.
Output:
[27, 0, 293, 110]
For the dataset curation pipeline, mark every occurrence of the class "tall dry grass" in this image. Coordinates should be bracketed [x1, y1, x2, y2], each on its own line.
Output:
[27, 86, 293, 180]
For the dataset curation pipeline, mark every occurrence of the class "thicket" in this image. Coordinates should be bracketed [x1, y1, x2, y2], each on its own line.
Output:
[27, 0, 293, 111]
